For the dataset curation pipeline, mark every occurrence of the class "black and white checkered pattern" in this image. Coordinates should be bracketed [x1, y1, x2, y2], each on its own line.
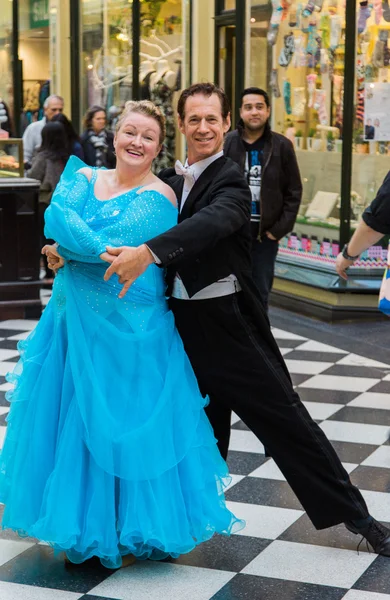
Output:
[0, 307, 389, 600]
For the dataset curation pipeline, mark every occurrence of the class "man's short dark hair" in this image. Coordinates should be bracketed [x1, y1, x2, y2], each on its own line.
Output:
[177, 83, 231, 121]
[241, 87, 270, 108]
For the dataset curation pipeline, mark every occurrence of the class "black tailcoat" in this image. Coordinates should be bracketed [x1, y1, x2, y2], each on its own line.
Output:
[146, 154, 368, 530]
[148, 155, 288, 376]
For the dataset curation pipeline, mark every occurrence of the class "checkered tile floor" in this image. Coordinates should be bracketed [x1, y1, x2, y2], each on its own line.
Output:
[0, 308, 389, 600]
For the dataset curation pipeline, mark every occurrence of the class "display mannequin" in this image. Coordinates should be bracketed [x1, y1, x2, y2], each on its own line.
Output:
[149, 59, 176, 90]
[139, 60, 156, 101]
[139, 60, 155, 81]
[149, 59, 178, 172]
[89, 30, 183, 170]
[0, 98, 11, 138]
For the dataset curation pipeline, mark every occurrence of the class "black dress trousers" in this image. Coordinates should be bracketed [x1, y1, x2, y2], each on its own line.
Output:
[170, 293, 369, 530]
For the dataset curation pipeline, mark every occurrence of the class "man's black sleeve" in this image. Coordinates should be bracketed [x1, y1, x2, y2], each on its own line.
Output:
[362, 171, 390, 234]
[147, 164, 251, 268]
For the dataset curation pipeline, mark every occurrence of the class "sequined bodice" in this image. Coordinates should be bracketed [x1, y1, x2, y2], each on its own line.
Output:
[51, 167, 178, 314]
[82, 169, 177, 249]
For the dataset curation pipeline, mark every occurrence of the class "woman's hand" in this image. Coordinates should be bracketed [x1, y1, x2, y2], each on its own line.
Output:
[99, 252, 115, 264]
[42, 244, 65, 273]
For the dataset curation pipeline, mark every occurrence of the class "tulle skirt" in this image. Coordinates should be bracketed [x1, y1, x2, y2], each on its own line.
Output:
[0, 267, 243, 568]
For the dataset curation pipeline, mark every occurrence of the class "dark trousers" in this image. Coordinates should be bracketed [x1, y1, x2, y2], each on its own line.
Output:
[251, 237, 279, 310]
[170, 293, 368, 530]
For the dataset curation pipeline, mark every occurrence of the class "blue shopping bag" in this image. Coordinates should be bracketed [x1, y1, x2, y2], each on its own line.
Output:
[379, 246, 390, 315]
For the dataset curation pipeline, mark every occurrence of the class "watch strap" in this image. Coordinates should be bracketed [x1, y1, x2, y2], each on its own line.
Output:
[342, 244, 359, 261]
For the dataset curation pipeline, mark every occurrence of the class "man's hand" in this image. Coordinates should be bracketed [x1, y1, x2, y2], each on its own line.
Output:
[42, 244, 65, 273]
[265, 231, 277, 241]
[335, 252, 354, 280]
[104, 244, 154, 298]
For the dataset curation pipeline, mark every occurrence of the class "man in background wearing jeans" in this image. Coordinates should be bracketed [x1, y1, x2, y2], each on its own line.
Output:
[224, 87, 302, 309]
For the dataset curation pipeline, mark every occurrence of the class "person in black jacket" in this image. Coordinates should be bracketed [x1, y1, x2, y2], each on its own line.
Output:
[224, 87, 302, 309]
[336, 171, 390, 278]
[80, 105, 116, 168]
[101, 83, 390, 556]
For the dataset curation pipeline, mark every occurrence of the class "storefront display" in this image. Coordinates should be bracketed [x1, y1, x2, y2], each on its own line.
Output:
[243, 0, 390, 284]
[79, 0, 186, 166]
[0, 4, 14, 136]
[213, 0, 388, 316]
[0, 0, 386, 317]
[250, 0, 346, 273]
[80, 5, 183, 116]
[0, 99, 12, 138]
[19, 0, 51, 133]
[0, 139, 23, 178]
[364, 82, 390, 141]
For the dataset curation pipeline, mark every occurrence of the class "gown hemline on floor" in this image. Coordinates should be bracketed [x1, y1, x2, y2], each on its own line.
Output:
[0, 156, 244, 569]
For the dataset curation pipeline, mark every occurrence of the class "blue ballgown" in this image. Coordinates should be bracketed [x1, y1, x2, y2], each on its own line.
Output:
[0, 157, 243, 568]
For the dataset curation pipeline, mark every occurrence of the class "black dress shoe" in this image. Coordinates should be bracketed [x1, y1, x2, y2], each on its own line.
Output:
[345, 518, 390, 556]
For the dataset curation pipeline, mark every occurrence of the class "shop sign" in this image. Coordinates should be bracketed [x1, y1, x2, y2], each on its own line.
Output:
[30, 0, 49, 29]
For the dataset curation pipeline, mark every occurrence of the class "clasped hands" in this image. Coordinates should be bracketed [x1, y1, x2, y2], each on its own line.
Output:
[42, 244, 154, 299]
[103, 245, 154, 298]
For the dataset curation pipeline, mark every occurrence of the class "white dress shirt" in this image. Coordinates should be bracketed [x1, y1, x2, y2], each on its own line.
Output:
[170, 151, 240, 300]
[179, 151, 223, 211]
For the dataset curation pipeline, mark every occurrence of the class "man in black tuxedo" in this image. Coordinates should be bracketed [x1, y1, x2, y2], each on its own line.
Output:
[104, 83, 390, 555]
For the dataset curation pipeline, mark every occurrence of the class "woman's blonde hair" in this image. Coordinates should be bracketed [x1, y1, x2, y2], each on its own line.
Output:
[115, 100, 166, 145]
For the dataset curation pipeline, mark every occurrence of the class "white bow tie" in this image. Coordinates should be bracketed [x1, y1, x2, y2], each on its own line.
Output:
[175, 160, 196, 187]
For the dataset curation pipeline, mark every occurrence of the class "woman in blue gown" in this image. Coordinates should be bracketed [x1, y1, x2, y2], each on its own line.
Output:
[0, 101, 243, 569]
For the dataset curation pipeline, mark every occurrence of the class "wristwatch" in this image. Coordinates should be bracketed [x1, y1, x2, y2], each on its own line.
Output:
[341, 244, 359, 261]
